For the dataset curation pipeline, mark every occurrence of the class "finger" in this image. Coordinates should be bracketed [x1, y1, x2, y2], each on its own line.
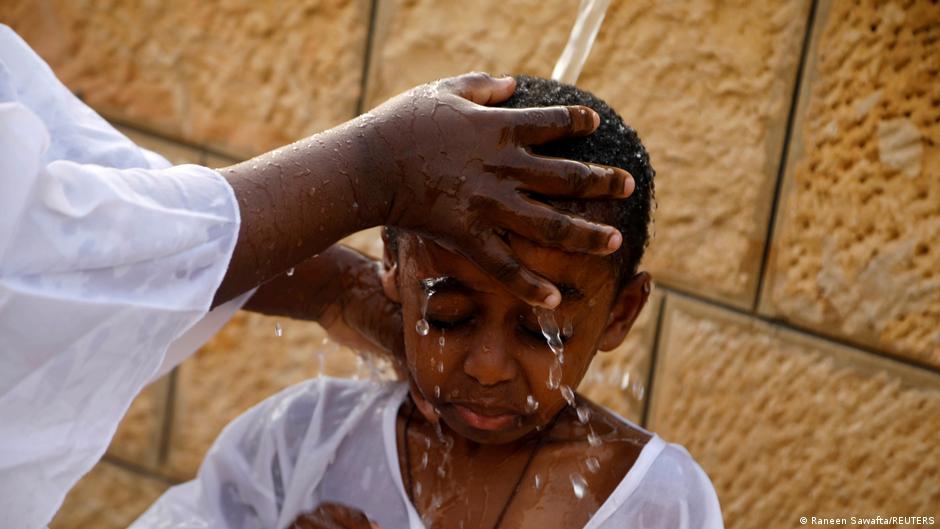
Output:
[511, 155, 635, 199]
[440, 72, 516, 105]
[454, 233, 561, 308]
[503, 105, 599, 145]
[493, 196, 622, 255]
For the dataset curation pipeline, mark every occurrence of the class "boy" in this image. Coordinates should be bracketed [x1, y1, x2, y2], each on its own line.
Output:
[132, 76, 722, 529]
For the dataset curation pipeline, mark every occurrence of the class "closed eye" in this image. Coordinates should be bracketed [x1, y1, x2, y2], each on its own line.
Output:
[427, 316, 474, 330]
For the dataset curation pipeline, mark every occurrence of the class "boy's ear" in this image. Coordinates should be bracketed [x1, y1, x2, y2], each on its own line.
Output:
[380, 230, 401, 303]
[597, 272, 651, 352]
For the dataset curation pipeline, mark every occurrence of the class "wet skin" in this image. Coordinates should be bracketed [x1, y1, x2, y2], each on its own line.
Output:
[380, 233, 652, 528]
[214, 73, 635, 312]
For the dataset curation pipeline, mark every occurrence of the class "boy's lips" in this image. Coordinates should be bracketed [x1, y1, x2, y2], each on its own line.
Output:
[452, 404, 519, 431]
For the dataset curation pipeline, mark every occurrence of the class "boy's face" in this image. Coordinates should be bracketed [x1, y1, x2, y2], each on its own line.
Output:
[383, 232, 650, 444]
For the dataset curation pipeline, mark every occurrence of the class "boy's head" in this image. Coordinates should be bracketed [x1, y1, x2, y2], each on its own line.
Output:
[381, 75, 655, 444]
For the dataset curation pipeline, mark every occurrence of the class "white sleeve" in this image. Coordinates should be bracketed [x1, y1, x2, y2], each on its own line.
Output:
[130, 378, 369, 529]
[597, 439, 724, 529]
[0, 27, 244, 529]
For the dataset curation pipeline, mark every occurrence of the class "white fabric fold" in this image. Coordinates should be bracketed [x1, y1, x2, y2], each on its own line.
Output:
[0, 24, 247, 529]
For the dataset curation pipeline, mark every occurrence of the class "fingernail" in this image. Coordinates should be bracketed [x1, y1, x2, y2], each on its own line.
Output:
[623, 174, 635, 196]
[542, 291, 561, 309]
[607, 231, 623, 252]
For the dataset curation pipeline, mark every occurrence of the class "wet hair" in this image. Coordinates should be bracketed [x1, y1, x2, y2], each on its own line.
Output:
[385, 75, 655, 286]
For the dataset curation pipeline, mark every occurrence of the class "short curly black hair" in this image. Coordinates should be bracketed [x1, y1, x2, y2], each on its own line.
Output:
[386, 75, 655, 286]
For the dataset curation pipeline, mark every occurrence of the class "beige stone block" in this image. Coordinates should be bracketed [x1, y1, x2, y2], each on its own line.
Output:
[649, 296, 940, 529]
[365, 0, 575, 106]
[761, 0, 940, 366]
[579, 289, 661, 423]
[163, 311, 368, 479]
[117, 126, 203, 166]
[367, 1, 810, 306]
[204, 152, 242, 170]
[106, 375, 170, 469]
[5, 0, 370, 157]
[49, 462, 168, 529]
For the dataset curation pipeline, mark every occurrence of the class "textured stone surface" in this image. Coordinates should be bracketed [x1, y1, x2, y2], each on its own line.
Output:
[579, 290, 661, 423]
[4, 0, 369, 156]
[163, 312, 367, 478]
[365, 0, 575, 106]
[649, 296, 940, 529]
[105, 376, 170, 469]
[49, 462, 168, 529]
[117, 126, 203, 165]
[761, 0, 940, 366]
[367, 0, 810, 306]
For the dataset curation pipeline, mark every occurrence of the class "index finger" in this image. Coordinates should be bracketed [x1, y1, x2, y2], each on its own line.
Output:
[504, 105, 600, 145]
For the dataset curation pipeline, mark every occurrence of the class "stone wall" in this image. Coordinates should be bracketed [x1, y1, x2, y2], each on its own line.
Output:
[3, 1, 938, 528]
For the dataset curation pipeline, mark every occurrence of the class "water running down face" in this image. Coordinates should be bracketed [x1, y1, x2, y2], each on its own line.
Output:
[381, 231, 650, 444]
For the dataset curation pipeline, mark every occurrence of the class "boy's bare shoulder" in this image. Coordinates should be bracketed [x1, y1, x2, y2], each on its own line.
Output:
[503, 397, 651, 527]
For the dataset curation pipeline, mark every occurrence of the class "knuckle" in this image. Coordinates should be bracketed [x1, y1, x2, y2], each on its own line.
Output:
[542, 215, 571, 243]
[565, 163, 592, 194]
[491, 258, 521, 282]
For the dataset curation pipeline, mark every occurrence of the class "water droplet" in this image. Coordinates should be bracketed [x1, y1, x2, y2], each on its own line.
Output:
[534, 473, 543, 491]
[547, 361, 562, 390]
[286, 267, 295, 277]
[631, 380, 645, 400]
[415, 481, 423, 497]
[274, 321, 283, 337]
[570, 473, 588, 499]
[434, 385, 440, 398]
[419, 452, 429, 470]
[436, 359, 444, 373]
[620, 371, 631, 390]
[526, 395, 540, 413]
[585, 457, 600, 474]
[352, 201, 359, 209]
[561, 385, 576, 406]
[416, 319, 429, 336]
[576, 405, 592, 424]
[587, 427, 601, 447]
[535, 307, 565, 362]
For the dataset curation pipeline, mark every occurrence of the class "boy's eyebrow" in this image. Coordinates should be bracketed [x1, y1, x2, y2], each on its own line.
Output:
[557, 283, 584, 301]
[422, 275, 584, 301]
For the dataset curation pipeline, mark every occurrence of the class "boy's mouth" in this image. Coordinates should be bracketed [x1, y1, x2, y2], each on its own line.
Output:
[452, 403, 519, 431]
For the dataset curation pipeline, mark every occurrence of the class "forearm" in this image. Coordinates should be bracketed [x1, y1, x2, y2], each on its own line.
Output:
[214, 117, 391, 306]
[244, 245, 404, 363]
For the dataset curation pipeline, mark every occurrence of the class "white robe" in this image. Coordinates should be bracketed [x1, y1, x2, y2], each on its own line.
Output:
[132, 377, 724, 529]
[0, 24, 249, 529]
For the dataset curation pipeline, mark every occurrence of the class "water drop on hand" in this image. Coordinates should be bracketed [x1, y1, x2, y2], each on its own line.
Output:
[274, 321, 283, 337]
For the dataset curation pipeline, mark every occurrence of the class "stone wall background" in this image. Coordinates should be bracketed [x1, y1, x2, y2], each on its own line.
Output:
[2, 1, 938, 528]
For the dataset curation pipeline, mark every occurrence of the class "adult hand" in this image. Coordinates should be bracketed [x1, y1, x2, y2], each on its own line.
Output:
[217, 73, 633, 309]
[362, 72, 634, 308]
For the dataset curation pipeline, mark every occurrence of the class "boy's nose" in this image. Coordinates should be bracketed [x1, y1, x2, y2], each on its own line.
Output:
[463, 337, 518, 387]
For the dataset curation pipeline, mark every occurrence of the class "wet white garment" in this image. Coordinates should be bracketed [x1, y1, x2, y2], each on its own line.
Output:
[0, 24, 246, 528]
[132, 377, 724, 529]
